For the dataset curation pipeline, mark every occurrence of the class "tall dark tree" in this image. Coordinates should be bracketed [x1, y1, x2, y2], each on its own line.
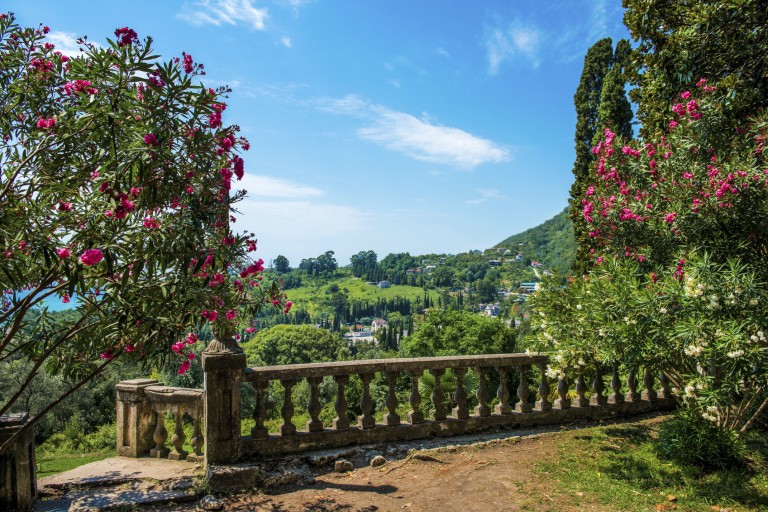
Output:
[273, 255, 291, 274]
[569, 38, 633, 275]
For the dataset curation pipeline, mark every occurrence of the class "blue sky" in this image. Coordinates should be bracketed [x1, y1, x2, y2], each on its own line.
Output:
[8, 0, 631, 267]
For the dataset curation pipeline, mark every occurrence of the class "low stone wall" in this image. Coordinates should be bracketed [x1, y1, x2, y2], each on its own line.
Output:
[0, 413, 37, 512]
[115, 379, 204, 462]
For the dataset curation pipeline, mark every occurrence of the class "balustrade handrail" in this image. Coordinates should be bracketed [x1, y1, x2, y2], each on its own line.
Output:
[243, 353, 549, 381]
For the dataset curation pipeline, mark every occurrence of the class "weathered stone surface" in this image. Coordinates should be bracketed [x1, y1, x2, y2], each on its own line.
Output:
[206, 465, 263, 493]
[305, 447, 359, 467]
[199, 494, 224, 510]
[334, 459, 355, 473]
[262, 469, 304, 487]
[1, 412, 36, 512]
[67, 484, 197, 512]
[370, 455, 387, 467]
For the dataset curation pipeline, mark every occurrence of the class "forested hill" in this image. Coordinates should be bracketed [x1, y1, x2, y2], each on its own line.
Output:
[495, 208, 576, 274]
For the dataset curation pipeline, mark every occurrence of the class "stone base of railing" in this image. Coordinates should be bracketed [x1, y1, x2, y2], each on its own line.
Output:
[241, 398, 674, 457]
[0, 413, 37, 512]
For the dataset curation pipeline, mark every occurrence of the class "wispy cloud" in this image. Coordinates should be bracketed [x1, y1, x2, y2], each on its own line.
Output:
[465, 188, 506, 205]
[485, 21, 541, 75]
[46, 31, 99, 58]
[279, 36, 292, 48]
[177, 0, 268, 30]
[239, 174, 323, 198]
[436, 47, 450, 58]
[483, 1, 626, 74]
[315, 95, 510, 169]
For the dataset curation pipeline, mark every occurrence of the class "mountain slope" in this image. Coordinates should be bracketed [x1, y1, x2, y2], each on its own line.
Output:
[495, 208, 576, 274]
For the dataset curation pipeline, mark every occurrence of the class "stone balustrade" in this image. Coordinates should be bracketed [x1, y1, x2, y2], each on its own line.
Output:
[117, 352, 676, 465]
[237, 354, 675, 457]
[115, 379, 204, 462]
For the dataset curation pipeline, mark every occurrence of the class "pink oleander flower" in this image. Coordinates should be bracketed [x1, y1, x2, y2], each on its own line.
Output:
[186, 332, 198, 345]
[142, 216, 160, 229]
[80, 248, 103, 266]
[62, 294, 71, 304]
[664, 212, 677, 223]
[36, 117, 56, 130]
[58, 201, 73, 211]
[202, 309, 218, 322]
[114, 27, 138, 47]
[56, 247, 71, 259]
[100, 350, 114, 360]
[182, 53, 193, 74]
[225, 309, 236, 320]
[63, 80, 97, 96]
[143, 133, 158, 146]
[125, 344, 135, 353]
[178, 360, 191, 375]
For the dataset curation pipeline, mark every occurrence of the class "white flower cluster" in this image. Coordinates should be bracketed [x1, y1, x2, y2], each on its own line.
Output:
[706, 294, 721, 311]
[749, 331, 767, 343]
[727, 349, 744, 359]
[684, 276, 705, 297]
[684, 384, 696, 398]
[701, 405, 719, 423]
[684, 344, 703, 357]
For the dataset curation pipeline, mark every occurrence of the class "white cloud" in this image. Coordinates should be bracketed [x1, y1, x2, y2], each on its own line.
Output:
[237, 199, 372, 262]
[46, 31, 98, 58]
[436, 47, 450, 58]
[315, 95, 510, 169]
[238, 174, 323, 198]
[177, 0, 268, 30]
[485, 21, 541, 75]
[279, 36, 292, 48]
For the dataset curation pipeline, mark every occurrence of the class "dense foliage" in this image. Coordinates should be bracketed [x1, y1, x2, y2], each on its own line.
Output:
[0, 13, 287, 453]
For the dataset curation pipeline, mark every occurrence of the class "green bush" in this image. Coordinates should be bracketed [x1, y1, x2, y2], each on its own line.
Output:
[657, 409, 746, 470]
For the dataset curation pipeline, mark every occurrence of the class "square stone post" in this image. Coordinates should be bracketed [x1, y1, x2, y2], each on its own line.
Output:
[115, 379, 160, 457]
[0, 413, 37, 512]
[202, 333, 247, 465]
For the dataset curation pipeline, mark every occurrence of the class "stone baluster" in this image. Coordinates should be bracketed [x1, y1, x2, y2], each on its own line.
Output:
[474, 367, 491, 417]
[536, 362, 552, 411]
[431, 369, 447, 420]
[658, 371, 671, 400]
[642, 368, 657, 401]
[333, 375, 351, 430]
[625, 367, 641, 403]
[385, 371, 401, 426]
[453, 367, 469, 419]
[168, 407, 188, 460]
[609, 363, 624, 404]
[149, 406, 170, 458]
[515, 365, 532, 413]
[359, 373, 376, 429]
[280, 379, 298, 436]
[307, 376, 323, 433]
[496, 366, 513, 414]
[591, 365, 608, 406]
[555, 376, 571, 409]
[407, 369, 424, 424]
[251, 379, 269, 439]
[574, 371, 589, 407]
[187, 408, 204, 462]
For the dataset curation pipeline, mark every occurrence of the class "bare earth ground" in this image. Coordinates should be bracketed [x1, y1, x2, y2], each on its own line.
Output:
[161, 418, 652, 512]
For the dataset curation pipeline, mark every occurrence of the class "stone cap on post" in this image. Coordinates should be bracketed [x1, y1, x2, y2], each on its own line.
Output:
[144, 386, 204, 406]
[116, 379, 160, 402]
[201, 334, 247, 373]
[0, 412, 29, 431]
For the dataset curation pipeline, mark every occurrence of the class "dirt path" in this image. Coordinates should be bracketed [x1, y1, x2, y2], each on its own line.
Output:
[210, 432, 609, 512]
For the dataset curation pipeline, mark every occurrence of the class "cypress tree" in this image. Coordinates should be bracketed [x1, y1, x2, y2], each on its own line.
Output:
[569, 38, 633, 275]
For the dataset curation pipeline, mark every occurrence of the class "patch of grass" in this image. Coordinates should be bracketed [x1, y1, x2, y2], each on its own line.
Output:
[36, 451, 113, 478]
[532, 418, 768, 512]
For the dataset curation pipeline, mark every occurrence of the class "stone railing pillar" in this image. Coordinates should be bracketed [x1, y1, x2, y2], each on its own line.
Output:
[115, 379, 160, 457]
[202, 332, 247, 464]
[0, 413, 36, 512]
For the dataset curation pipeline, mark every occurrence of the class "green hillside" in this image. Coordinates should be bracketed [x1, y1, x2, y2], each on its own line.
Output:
[495, 208, 575, 274]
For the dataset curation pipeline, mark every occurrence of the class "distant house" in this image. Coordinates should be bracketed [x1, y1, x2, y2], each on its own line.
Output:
[483, 304, 501, 317]
[344, 331, 376, 345]
[425, 265, 437, 273]
[487, 259, 502, 266]
[371, 318, 388, 332]
[520, 282, 538, 293]
[515, 253, 524, 262]
[377, 280, 391, 288]
[496, 248, 505, 254]
[531, 261, 543, 268]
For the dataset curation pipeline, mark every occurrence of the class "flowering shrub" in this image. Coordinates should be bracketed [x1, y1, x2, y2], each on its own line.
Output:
[0, 13, 288, 450]
[529, 82, 768, 435]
